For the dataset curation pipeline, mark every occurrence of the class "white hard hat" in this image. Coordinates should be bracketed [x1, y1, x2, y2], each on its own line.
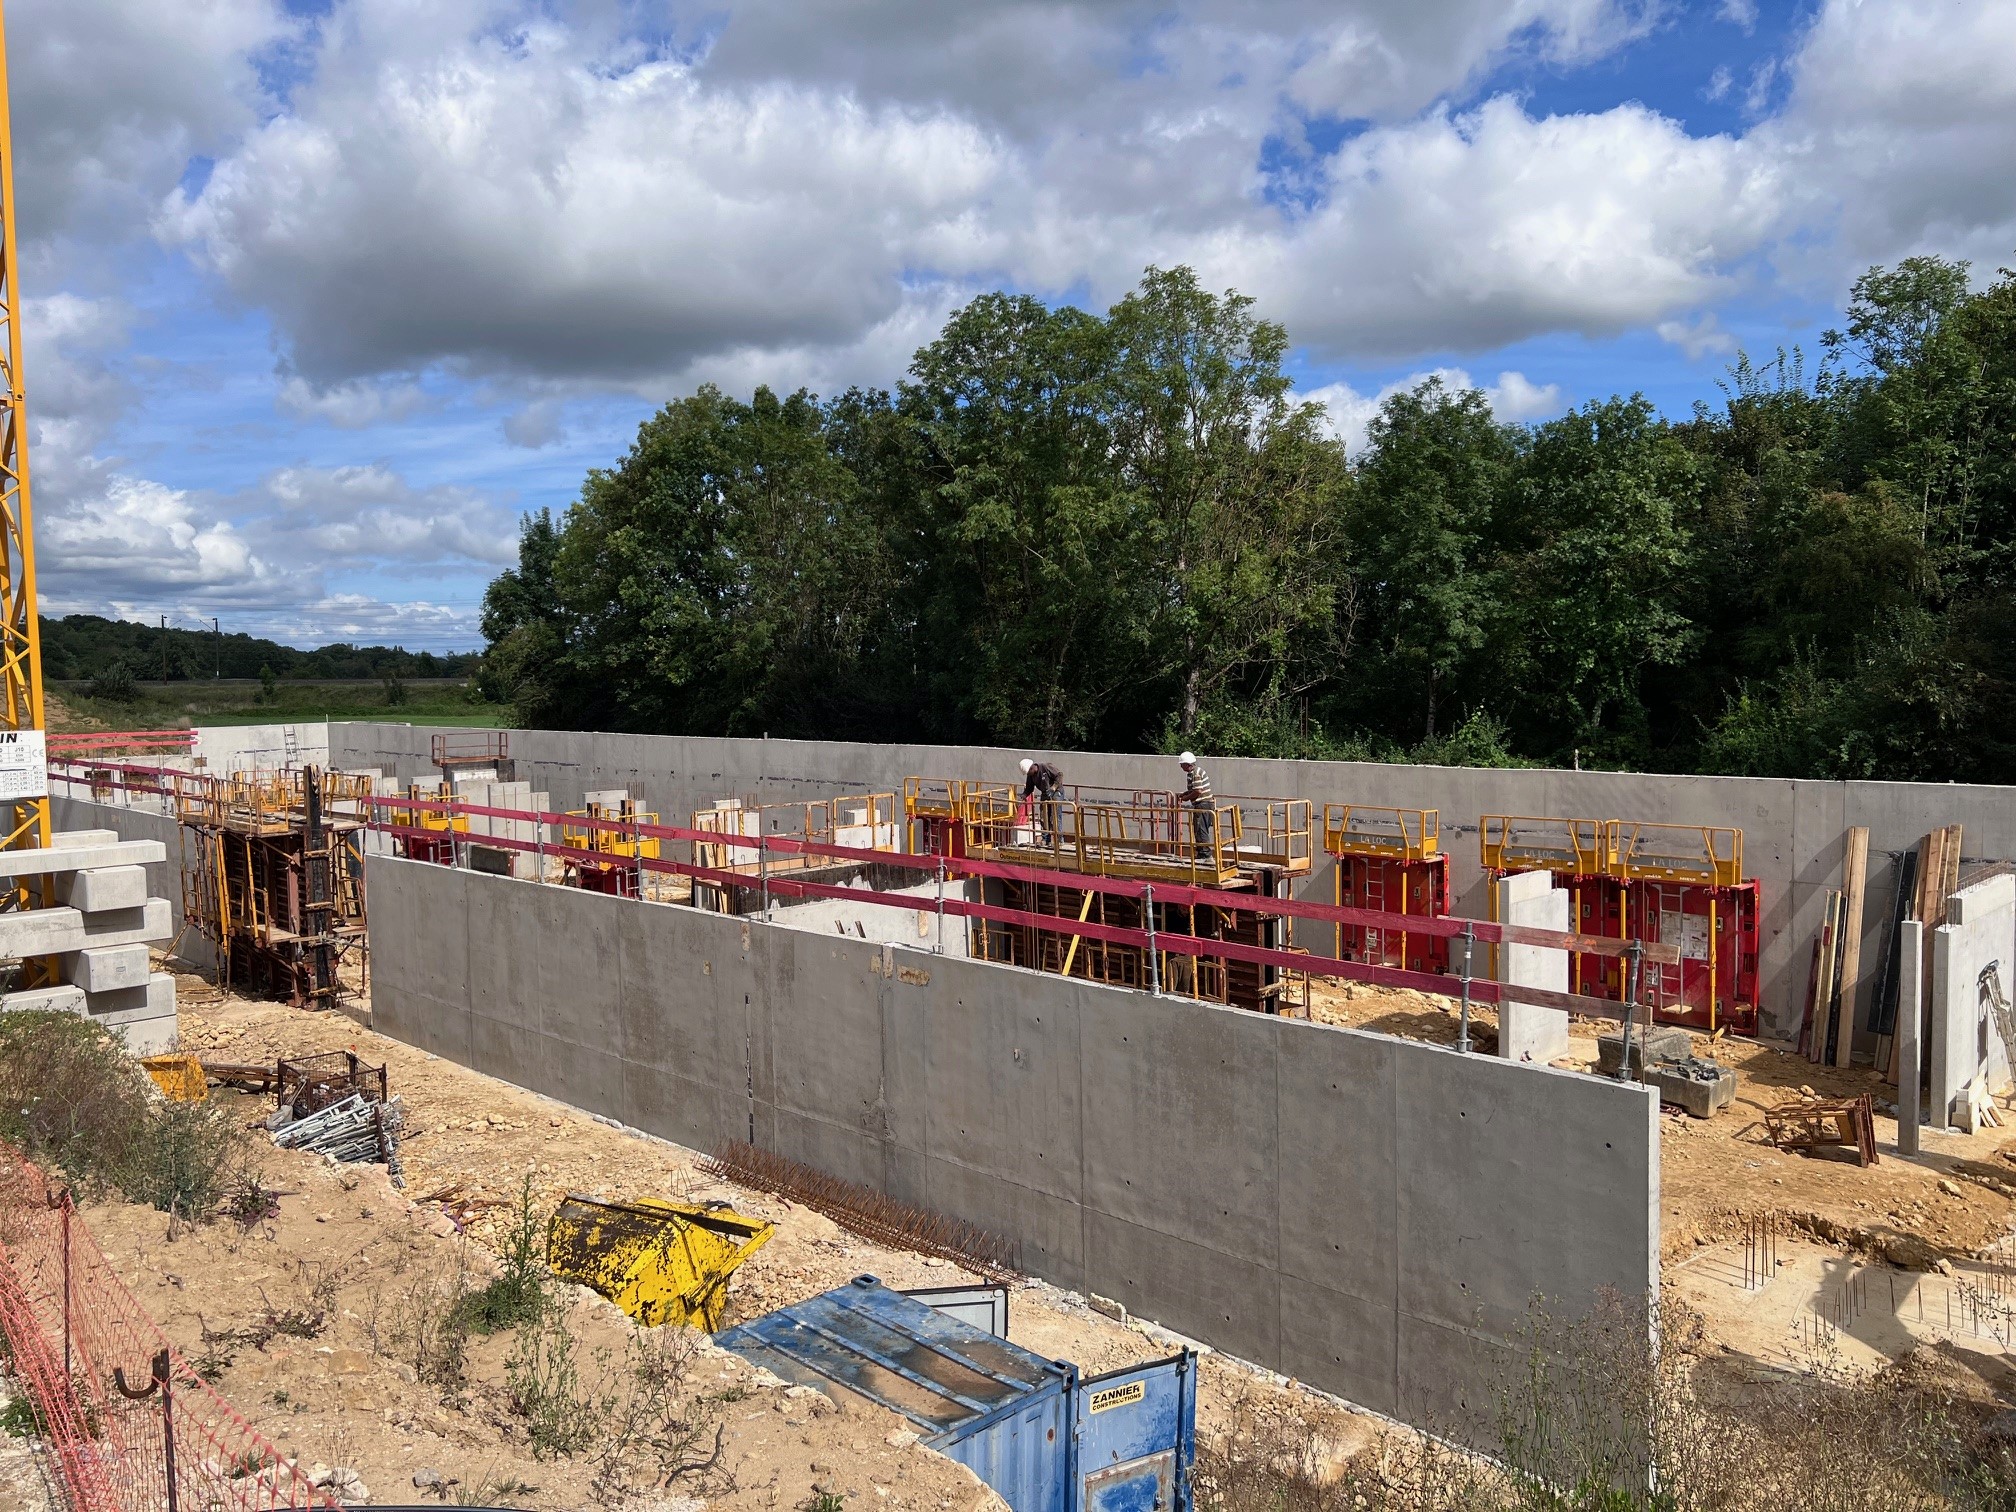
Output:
[1019, 758, 1034, 773]
[1178, 751, 1196, 766]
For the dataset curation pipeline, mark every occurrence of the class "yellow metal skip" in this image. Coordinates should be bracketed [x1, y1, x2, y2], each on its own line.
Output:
[141, 1054, 208, 1102]
[547, 1194, 774, 1330]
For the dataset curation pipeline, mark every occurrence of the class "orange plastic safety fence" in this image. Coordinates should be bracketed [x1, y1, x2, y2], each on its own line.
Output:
[0, 1146, 335, 1512]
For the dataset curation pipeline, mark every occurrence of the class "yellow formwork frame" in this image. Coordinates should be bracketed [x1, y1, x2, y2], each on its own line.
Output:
[0, 2, 48, 868]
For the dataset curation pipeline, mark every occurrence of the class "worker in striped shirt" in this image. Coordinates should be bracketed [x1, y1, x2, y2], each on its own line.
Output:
[1178, 751, 1215, 859]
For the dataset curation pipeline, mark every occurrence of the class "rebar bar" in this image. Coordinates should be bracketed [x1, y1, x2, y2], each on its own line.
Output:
[702, 1140, 1019, 1277]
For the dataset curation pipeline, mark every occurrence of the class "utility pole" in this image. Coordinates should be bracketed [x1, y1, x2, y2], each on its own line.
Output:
[159, 613, 167, 683]
[212, 616, 220, 678]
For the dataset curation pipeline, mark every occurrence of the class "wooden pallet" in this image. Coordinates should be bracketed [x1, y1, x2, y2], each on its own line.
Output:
[1764, 1092, 1880, 1167]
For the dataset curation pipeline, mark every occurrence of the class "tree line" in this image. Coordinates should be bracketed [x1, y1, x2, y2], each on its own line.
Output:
[479, 259, 2016, 781]
[42, 614, 478, 686]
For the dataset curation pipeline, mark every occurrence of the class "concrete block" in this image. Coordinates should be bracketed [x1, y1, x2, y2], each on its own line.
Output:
[68, 943, 151, 993]
[57, 865, 149, 914]
[1643, 1059, 1737, 1118]
[86, 974, 177, 1020]
[0, 839, 166, 877]
[1595, 1024, 1692, 1076]
[1, 984, 86, 1014]
[1495, 870, 1571, 1063]
[102, 1013, 177, 1057]
[53, 829, 120, 848]
[0, 897, 176, 959]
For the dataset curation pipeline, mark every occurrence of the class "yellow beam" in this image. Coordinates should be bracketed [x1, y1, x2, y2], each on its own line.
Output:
[0, 0, 47, 861]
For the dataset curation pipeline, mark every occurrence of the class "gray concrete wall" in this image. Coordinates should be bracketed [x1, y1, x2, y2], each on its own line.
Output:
[367, 854, 1657, 1436]
[765, 875, 974, 956]
[1929, 874, 2016, 1130]
[328, 723, 2016, 1044]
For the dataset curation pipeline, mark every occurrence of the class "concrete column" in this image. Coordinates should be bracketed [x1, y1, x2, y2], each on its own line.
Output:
[1897, 919, 1922, 1156]
[1495, 870, 1570, 1063]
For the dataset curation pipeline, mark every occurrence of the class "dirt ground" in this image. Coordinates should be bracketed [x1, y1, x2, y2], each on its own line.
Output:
[26, 966, 2016, 1510]
[118, 973, 1374, 1510]
[1307, 979, 2016, 1270]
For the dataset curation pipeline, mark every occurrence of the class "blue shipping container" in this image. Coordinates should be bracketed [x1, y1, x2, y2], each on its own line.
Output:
[716, 1275, 1195, 1512]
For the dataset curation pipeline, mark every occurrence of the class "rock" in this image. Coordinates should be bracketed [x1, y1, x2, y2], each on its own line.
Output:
[1939, 1178, 1964, 1198]
[1882, 1233, 1941, 1271]
[810, 1460, 832, 1474]
[1088, 1294, 1127, 1322]
[308, 1463, 332, 1486]
[885, 1430, 918, 1449]
[1984, 1409, 2016, 1444]
[412, 1468, 443, 1490]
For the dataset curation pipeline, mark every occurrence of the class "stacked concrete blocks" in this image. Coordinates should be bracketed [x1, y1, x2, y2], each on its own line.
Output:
[0, 829, 179, 1055]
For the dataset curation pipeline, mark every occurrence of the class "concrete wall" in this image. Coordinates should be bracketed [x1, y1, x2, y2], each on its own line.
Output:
[328, 723, 2016, 1045]
[368, 854, 1658, 1436]
[1929, 874, 2016, 1130]
[194, 722, 331, 773]
[764, 873, 974, 956]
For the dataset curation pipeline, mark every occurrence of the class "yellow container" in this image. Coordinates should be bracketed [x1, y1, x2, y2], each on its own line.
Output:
[547, 1194, 774, 1330]
[141, 1054, 208, 1102]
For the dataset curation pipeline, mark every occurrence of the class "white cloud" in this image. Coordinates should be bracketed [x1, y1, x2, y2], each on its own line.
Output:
[502, 399, 566, 450]
[1656, 312, 1737, 359]
[277, 376, 430, 428]
[38, 474, 272, 606]
[1220, 99, 1782, 358]
[1705, 64, 1732, 102]
[1304, 365, 1566, 452]
[241, 465, 518, 571]
[1717, 0, 1757, 33]
[1763, 0, 2016, 278]
[9, 0, 291, 252]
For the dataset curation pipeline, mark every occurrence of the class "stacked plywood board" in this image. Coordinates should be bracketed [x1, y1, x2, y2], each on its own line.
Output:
[0, 829, 178, 1054]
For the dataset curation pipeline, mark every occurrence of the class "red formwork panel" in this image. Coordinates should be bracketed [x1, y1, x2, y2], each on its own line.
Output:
[1335, 854, 1450, 974]
[398, 832, 458, 866]
[1548, 873, 1761, 1034]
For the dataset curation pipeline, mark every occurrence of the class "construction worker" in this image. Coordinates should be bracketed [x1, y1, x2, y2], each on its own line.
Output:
[1178, 751, 1215, 858]
[1019, 758, 1063, 844]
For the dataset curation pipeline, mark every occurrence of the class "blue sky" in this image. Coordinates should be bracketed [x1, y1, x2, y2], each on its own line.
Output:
[17, 0, 2016, 650]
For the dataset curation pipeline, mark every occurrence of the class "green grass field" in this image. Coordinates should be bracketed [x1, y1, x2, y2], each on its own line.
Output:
[51, 678, 516, 731]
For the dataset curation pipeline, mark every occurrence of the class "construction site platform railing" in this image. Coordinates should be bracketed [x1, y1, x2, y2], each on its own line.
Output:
[692, 792, 901, 874]
[49, 759, 1691, 1025]
[905, 777, 1312, 881]
[1481, 814, 1743, 886]
[1322, 805, 1440, 861]
[345, 784, 1681, 1021]
[431, 731, 509, 767]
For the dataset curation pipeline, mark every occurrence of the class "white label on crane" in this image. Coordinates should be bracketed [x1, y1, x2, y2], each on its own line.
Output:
[0, 729, 47, 801]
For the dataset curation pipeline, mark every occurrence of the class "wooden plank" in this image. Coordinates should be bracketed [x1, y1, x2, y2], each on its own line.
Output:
[1810, 890, 1843, 1064]
[1831, 827, 1870, 1068]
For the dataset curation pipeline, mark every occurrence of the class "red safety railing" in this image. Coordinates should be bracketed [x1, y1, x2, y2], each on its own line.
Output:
[0, 1146, 333, 1512]
[48, 758, 1679, 1022]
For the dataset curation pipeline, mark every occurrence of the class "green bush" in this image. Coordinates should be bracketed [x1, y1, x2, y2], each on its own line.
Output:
[0, 1012, 244, 1218]
[455, 1175, 548, 1333]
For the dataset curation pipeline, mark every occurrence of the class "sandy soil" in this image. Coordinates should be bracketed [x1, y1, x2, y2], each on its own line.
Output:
[144, 976, 1374, 1508]
[1307, 978, 2016, 1271]
[39, 967, 2007, 1509]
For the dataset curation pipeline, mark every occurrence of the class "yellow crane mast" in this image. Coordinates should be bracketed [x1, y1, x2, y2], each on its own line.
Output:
[0, 0, 50, 876]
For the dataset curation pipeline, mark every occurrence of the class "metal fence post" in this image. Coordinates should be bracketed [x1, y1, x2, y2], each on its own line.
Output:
[934, 857, 946, 955]
[1455, 922, 1475, 1053]
[1615, 940, 1645, 1083]
[1144, 885, 1160, 997]
[116, 1348, 176, 1512]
